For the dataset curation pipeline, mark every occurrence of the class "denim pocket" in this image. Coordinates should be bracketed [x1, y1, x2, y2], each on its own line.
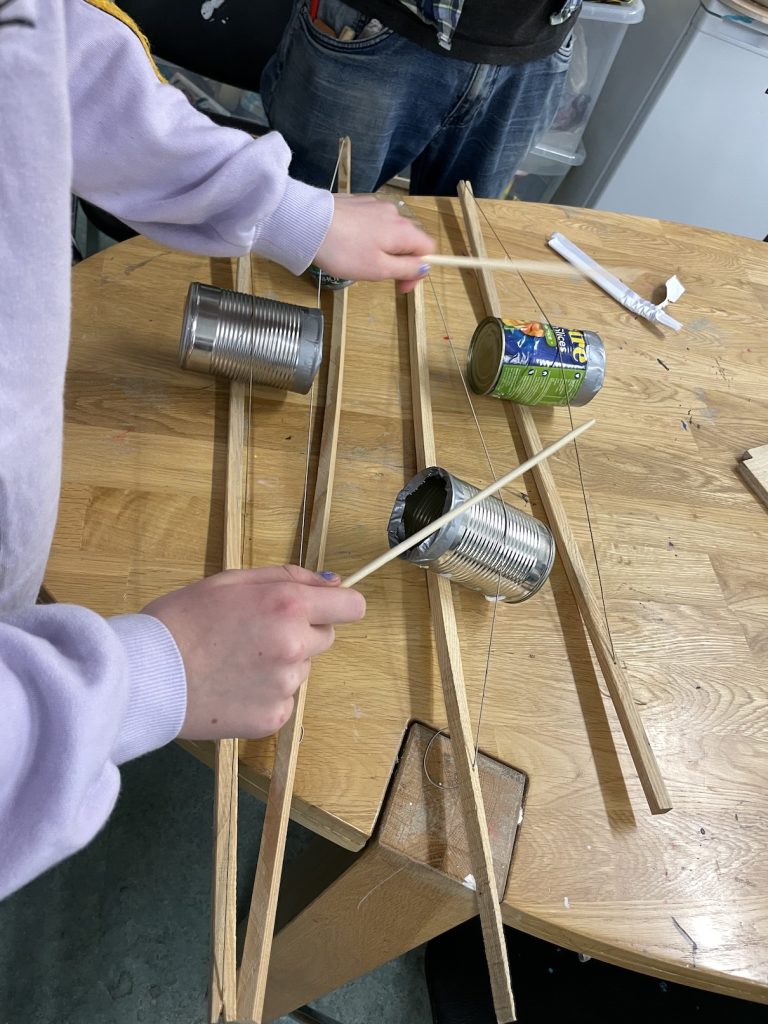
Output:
[302, 0, 393, 51]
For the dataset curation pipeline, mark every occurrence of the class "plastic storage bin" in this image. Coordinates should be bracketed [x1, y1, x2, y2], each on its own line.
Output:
[539, 0, 645, 160]
[508, 141, 585, 203]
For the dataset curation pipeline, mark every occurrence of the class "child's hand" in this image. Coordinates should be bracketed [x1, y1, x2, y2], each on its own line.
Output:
[314, 193, 436, 293]
[142, 565, 365, 739]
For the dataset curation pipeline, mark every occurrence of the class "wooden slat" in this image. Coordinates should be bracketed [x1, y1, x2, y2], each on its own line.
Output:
[457, 181, 672, 816]
[426, 252, 569, 276]
[407, 281, 516, 1022]
[737, 444, 768, 509]
[237, 137, 352, 1024]
[209, 253, 251, 1021]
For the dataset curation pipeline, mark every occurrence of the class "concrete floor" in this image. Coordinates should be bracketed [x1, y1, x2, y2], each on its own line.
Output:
[0, 743, 431, 1024]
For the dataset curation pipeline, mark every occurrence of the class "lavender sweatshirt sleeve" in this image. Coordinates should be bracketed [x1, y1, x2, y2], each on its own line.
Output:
[66, 0, 335, 274]
[1, 0, 335, 899]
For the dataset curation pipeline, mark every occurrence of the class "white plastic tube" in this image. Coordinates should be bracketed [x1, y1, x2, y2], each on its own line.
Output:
[548, 232, 683, 332]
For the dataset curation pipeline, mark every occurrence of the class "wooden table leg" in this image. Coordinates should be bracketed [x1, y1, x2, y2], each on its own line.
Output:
[255, 723, 526, 1022]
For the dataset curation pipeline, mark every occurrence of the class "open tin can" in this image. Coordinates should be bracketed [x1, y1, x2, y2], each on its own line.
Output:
[387, 466, 555, 602]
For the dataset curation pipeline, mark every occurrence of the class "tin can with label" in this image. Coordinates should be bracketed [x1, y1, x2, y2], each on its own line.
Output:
[467, 316, 605, 407]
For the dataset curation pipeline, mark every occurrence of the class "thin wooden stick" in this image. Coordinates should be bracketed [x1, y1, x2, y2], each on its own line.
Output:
[209, 253, 251, 1022]
[237, 137, 352, 1024]
[341, 419, 594, 590]
[426, 252, 573, 276]
[457, 180, 672, 815]
[407, 280, 516, 1022]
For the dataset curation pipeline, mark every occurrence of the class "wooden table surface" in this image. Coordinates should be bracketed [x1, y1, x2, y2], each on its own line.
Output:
[52, 197, 768, 1001]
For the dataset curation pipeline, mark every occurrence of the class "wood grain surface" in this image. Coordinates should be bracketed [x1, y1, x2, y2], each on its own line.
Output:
[52, 198, 768, 1001]
[459, 181, 671, 815]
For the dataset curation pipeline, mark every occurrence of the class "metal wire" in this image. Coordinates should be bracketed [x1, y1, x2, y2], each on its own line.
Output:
[473, 195, 616, 661]
[422, 252, 511, 765]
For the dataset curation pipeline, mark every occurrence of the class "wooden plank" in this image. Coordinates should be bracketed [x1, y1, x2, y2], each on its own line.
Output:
[209, 252, 252, 1022]
[237, 138, 352, 1024]
[262, 725, 526, 1021]
[406, 281, 516, 1021]
[457, 181, 672, 816]
[737, 444, 768, 509]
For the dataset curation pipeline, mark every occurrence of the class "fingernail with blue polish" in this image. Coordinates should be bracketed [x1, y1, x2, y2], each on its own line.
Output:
[419, 264, 431, 277]
[318, 570, 338, 581]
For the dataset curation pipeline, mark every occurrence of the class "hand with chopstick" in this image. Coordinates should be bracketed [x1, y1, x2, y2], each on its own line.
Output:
[314, 193, 436, 294]
[141, 565, 365, 740]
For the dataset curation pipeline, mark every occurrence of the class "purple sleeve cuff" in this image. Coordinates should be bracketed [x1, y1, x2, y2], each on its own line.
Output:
[107, 614, 187, 765]
[254, 175, 334, 275]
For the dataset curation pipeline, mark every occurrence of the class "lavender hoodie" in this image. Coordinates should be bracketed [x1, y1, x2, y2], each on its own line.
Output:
[0, 0, 334, 898]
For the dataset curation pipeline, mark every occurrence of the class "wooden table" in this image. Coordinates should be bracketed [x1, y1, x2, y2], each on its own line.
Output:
[51, 198, 768, 1014]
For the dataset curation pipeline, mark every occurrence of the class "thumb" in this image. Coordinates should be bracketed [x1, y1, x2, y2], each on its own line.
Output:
[378, 255, 431, 283]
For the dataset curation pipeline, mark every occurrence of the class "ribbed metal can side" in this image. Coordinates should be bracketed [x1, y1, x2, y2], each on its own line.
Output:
[178, 283, 322, 394]
[387, 467, 554, 602]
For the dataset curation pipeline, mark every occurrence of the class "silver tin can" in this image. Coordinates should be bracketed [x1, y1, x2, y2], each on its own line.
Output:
[178, 282, 323, 394]
[387, 467, 555, 602]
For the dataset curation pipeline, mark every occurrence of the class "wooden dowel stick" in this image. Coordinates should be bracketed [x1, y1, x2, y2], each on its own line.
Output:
[426, 252, 572, 276]
[457, 180, 672, 816]
[341, 419, 594, 590]
[407, 280, 516, 1022]
[237, 137, 352, 1024]
[209, 254, 252, 1022]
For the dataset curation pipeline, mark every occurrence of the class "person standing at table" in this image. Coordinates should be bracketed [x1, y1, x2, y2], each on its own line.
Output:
[0, 0, 434, 901]
[262, 0, 581, 198]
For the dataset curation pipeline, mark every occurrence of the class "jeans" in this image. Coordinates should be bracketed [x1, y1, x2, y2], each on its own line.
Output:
[261, 0, 573, 198]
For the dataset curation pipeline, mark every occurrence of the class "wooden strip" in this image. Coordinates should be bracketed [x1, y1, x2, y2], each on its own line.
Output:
[426, 252, 569, 276]
[209, 253, 252, 1022]
[237, 137, 352, 1024]
[407, 281, 516, 1023]
[737, 444, 768, 509]
[457, 181, 672, 816]
[340, 420, 593, 590]
[305, 138, 351, 568]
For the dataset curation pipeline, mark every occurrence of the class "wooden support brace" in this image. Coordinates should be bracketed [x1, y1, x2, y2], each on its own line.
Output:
[262, 724, 526, 1021]
[406, 282, 516, 1022]
[209, 253, 252, 1021]
[457, 181, 672, 816]
[237, 138, 352, 1024]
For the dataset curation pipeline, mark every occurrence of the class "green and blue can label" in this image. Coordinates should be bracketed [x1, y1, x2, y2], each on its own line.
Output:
[467, 317, 606, 407]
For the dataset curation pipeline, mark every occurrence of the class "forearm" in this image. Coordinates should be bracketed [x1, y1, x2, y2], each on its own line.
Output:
[65, 0, 334, 274]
